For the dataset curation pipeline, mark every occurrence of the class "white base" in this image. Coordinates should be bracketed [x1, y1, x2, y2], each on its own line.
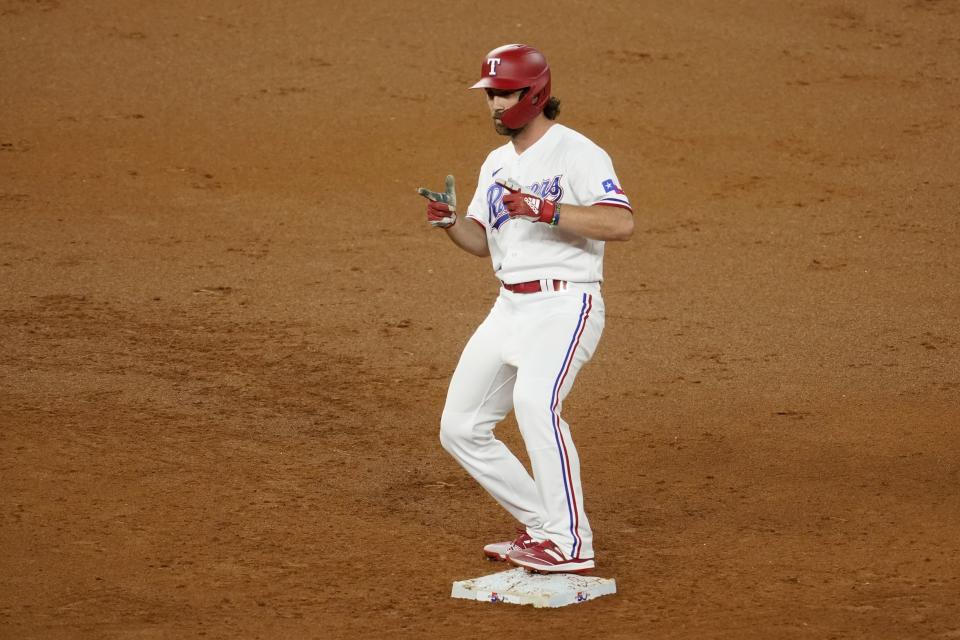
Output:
[451, 567, 616, 608]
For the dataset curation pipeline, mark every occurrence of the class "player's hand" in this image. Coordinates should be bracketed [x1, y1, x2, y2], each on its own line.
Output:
[416, 175, 457, 229]
[496, 178, 558, 225]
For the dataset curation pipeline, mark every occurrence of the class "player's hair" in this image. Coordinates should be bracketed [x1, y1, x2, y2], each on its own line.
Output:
[543, 96, 561, 120]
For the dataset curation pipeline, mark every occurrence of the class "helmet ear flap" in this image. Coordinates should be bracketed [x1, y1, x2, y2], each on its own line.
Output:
[500, 71, 551, 129]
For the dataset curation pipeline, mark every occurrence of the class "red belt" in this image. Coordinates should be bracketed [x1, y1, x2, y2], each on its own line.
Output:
[502, 279, 568, 294]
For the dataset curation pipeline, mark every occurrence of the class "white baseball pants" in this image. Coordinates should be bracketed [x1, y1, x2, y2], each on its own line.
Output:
[440, 283, 604, 560]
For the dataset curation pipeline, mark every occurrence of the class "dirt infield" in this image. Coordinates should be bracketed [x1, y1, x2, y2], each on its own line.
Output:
[2, 1, 959, 638]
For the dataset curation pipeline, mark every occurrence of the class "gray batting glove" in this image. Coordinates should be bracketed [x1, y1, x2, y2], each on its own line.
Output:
[417, 175, 458, 229]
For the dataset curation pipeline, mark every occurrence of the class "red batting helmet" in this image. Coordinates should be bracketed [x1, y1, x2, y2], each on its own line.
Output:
[470, 44, 551, 129]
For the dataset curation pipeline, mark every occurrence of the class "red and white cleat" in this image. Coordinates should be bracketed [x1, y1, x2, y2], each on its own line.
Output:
[506, 539, 595, 574]
[483, 529, 539, 562]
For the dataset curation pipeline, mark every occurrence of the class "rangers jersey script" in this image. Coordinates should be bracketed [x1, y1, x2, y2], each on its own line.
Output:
[466, 124, 632, 285]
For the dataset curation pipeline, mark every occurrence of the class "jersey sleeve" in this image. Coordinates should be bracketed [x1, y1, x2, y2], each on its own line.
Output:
[568, 144, 633, 213]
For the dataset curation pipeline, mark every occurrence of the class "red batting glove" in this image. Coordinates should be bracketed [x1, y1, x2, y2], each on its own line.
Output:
[425, 200, 457, 228]
[496, 178, 559, 225]
[417, 175, 458, 229]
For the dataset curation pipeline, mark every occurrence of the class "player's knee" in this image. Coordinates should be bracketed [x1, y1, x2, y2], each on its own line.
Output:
[439, 410, 470, 453]
[512, 389, 563, 448]
[440, 409, 492, 454]
[512, 386, 552, 424]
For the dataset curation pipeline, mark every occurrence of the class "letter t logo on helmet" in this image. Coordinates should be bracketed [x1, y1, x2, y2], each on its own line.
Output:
[470, 44, 552, 129]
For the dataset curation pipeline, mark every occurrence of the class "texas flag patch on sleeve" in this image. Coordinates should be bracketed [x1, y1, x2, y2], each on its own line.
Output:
[601, 178, 625, 195]
[597, 178, 631, 211]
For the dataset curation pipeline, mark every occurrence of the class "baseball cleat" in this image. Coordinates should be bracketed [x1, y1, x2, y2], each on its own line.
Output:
[506, 539, 595, 574]
[483, 529, 539, 562]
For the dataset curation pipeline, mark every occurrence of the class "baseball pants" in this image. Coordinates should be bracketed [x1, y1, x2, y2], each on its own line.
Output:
[439, 283, 604, 560]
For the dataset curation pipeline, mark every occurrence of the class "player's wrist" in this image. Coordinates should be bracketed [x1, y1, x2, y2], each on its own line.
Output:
[540, 199, 559, 225]
[548, 201, 561, 226]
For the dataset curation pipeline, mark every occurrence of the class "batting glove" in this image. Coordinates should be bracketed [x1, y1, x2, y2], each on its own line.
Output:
[496, 178, 560, 226]
[416, 175, 457, 229]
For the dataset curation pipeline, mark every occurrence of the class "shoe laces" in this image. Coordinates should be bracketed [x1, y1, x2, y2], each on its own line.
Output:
[511, 529, 534, 548]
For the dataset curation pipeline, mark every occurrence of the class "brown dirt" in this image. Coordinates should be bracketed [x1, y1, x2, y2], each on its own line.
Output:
[2, 1, 959, 638]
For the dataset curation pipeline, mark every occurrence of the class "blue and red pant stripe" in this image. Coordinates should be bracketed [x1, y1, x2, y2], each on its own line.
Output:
[548, 293, 592, 559]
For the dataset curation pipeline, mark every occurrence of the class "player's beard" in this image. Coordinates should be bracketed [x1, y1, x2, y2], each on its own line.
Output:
[493, 109, 523, 137]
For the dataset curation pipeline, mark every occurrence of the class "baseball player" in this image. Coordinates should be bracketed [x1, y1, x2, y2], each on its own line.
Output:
[417, 44, 633, 574]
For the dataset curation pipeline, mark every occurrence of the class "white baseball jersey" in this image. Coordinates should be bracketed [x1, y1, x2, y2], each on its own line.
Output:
[465, 123, 632, 285]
